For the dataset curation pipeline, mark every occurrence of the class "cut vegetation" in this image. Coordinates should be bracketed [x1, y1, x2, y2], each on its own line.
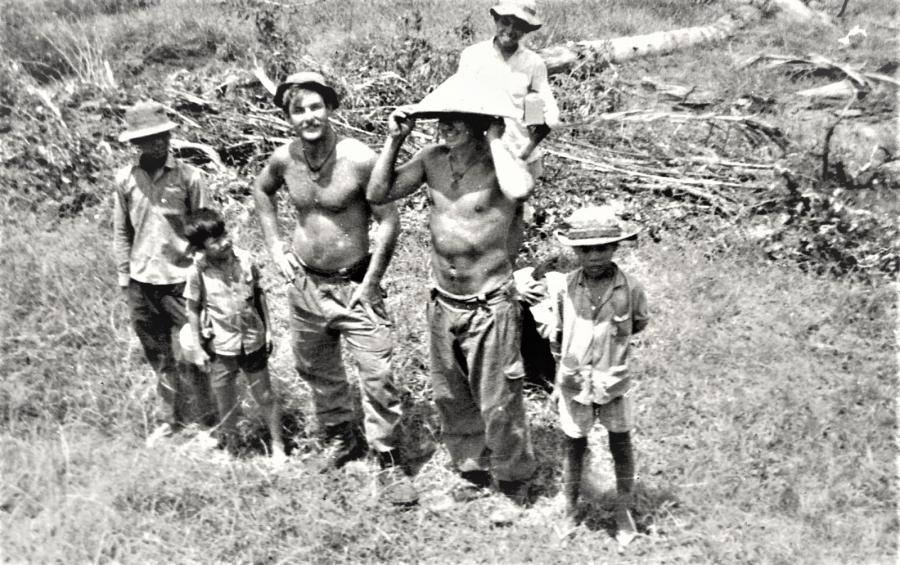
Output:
[1, 0, 896, 563]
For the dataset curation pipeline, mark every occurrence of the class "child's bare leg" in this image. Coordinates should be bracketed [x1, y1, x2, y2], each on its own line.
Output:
[246, 366, 285, 459]
[608, 430, 637, 544]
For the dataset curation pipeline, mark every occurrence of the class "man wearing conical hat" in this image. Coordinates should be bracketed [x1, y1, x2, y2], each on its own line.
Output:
[368, 74, 537, 524]
[113, 101, 214, 445]
[252, 72, 417, 506]
[458, 0, 561, 395]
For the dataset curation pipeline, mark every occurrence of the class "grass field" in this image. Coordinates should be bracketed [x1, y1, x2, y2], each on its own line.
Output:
[1, 0, 897, 563]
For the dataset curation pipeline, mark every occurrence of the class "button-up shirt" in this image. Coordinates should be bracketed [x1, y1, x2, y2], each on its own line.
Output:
[539, 265, 649, 404]
[184, 248, 266, 356]
[113, 154, 208, 287]
[458, 38, 561, 163]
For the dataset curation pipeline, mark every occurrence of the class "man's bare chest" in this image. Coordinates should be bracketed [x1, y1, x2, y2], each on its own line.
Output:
[282, 160, 362, 212]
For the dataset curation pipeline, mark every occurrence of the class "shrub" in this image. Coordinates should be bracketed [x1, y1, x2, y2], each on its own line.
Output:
[0, 60, 122, 218]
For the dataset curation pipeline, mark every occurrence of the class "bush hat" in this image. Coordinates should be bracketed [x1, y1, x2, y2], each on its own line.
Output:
[556, 205, 639, 247]
[118, 101, 177, 142]
[490, 0, 542, 31]
[274, 71, 339, 110]
[408, 73, 518, 120]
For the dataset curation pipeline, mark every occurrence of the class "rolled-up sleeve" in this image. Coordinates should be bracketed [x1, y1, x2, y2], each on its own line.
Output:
[183, 264, 202, 303]
[531, 60, 560, 128]
[185, 166, 209, 212]
[112, 180, 133, 288]
[632, 282, 649, 324]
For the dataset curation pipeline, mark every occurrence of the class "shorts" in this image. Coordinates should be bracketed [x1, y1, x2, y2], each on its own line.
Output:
[559, 390, 634, 438]
[209, 346, 267, 389]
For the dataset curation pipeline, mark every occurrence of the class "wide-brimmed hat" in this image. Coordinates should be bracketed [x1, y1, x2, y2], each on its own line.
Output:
[490, 0, 542, 31]
[118, 101, 177, 142]
[556, 206, 639, 247]
[274, 71, 340, 110]
[407, 73, 518, 120]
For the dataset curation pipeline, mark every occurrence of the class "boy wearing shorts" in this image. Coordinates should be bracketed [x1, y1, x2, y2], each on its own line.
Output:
[183, 208, 286, 463]
[539, 205, 649, 545]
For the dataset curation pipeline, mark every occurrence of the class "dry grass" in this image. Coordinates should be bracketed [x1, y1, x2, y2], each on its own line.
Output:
[2, 209, 895, 563]
[1, 0, 897, 563]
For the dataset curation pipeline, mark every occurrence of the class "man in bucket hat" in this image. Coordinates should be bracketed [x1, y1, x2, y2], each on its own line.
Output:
[367, 73, 537, 525]
[252, 72, 418, 506]
[458, 0, 559, 175]
[532, 205, 649, 545]
[458, 0, 561, 396]
[113, 101, 214, 445]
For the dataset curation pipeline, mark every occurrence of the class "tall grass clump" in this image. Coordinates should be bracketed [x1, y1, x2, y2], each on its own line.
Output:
[2, 1, 127, 84]
[0, 212, 150, 434]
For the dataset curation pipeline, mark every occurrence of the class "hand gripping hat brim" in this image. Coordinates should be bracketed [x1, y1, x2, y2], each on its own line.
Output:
[274, 71, 339, 110]
[407, 73, 519, 120]
[490, 0, 542, 31]
[556, 205, 640, 247]
[118, 101, 178, 142]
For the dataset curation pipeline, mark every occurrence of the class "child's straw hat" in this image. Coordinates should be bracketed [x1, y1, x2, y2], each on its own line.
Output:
[556, 205, 639, 247]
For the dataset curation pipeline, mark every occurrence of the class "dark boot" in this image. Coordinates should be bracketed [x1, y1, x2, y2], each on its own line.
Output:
[562, 436, 588, 520]
[490, 479, 530, 526]
[609, 431, 637, 546]
[452, 470, 492, 502]
[216, 430, 241, 458]
[324, 422, 368, 469]
[376, 450, 418, 507]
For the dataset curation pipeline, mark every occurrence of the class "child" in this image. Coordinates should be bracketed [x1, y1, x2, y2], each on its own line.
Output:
[536, 205, 649, 546]
[182, 208, 286, 463]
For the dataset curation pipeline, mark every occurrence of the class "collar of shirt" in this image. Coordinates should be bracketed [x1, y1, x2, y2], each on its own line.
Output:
[491, 36, 523, 62]
[575, 264, 625, 309]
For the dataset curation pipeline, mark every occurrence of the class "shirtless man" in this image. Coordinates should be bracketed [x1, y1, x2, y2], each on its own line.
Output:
[367, 75, 536, 523]
[252, 72, 416, 506]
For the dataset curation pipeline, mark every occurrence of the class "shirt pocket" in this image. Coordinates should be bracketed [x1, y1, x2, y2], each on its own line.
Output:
[159, 185, 187, 216]
[234, 278, 255, 305]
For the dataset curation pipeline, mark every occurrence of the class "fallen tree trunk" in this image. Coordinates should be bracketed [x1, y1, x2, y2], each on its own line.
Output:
[541, 14, 744, 74]
[540, 0, 833, 75]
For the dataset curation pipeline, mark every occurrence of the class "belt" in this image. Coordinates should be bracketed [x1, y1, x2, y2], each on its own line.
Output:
[430, 280, 514, 310]
[299, 254, 371, 283]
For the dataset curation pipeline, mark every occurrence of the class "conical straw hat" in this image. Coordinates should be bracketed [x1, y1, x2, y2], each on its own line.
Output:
[408, 73, 519, 120]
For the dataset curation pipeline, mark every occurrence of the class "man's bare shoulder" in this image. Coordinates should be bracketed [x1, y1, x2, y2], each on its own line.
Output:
[417, 143, 447, 163]
[337, 136, 376, 164]
[269, 142, 293, 164]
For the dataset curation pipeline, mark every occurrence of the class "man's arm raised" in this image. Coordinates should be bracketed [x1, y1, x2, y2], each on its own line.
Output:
[487, 119, 534, 201]
[252, 147, 299, 282]
[367, 108, 427, 204]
